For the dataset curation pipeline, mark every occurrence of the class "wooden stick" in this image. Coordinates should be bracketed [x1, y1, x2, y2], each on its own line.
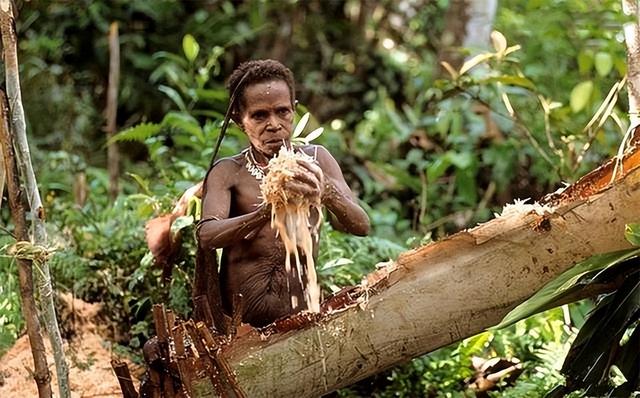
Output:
[152, 304, 169, 345]
[148, 369, 163, 398]
[105, 21, 120, 200]
[196, 321, 246, 398]
[165, 309, 176, 329]
[229, 293, 244, 339]
[193, 295, 215, 330]
[111, 359, 139, 398]
[171, 324, 194, 397]
[0, 2, 69, 396]
[0, 90, 51, 397]
[185, 320, 223, 397]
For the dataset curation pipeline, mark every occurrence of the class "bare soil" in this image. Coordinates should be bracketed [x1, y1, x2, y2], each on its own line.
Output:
[0, 294, 141, 397]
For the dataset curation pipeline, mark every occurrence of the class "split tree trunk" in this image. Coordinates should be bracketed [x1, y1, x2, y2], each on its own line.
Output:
[216, 145, 640, 397]
[0, 2, 69, 397]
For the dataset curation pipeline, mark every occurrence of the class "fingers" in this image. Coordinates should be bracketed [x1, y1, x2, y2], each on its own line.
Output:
[297, 159, 323, 182]
[284, 163, 323, 198]
[284, 179, 320, 198]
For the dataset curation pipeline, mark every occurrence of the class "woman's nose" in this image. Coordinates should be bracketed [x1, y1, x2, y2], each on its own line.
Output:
[266, 115, 281, 131]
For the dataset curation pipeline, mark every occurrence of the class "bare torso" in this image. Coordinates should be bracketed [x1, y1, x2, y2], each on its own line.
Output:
[198, 144, 369, 327]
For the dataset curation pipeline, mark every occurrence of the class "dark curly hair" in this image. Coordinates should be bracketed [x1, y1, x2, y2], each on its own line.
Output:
[226, 59, 295, 122]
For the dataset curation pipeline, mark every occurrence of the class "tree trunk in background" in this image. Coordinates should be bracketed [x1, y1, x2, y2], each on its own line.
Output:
[217, 146, 640, 397]
[0, 2, 69, 397]
[106, 22, 120, 200]
[623, 0, 640, 147]
[439, 0, 469, 70]
[439, 0, 497, 71]
[0, 92, 51, 398]
[463, 0, 498, 53]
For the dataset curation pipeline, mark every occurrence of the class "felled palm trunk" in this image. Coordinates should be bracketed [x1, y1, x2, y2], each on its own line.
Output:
[122, 143, 640, 398]
[220, 144, 640, 397]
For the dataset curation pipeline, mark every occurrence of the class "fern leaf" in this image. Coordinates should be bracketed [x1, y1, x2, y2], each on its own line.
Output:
[107, 123, 162, 145]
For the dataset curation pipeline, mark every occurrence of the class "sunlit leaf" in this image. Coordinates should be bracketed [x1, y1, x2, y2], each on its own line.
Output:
[292, 112, 310, 138]
[503, 44, 521, 56]
[491, 31, 508, 54]
[170, 215, 194, 237]
[625, 223, 640, 246]
[440, 61, 458, 80]
[594, 52, 613, 77]
[570, 80, 593, 113]
[320, 258, 353, 270]
[182, 34, 200, 63]
[459, 53, 494, 76]
[128, 173, 153, 196]
[303, 127, 324, 143]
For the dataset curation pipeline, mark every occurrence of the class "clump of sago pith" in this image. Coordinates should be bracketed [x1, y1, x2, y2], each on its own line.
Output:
[260, 146, 322, 312]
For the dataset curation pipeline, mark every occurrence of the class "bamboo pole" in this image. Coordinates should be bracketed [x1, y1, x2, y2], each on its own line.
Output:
[106, 21, 120, 200]
[0, 91, 51, 397]
[0, 2, 69, 397]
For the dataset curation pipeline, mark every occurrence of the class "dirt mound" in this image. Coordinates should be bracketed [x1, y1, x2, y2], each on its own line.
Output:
[0, 294, 141, 397]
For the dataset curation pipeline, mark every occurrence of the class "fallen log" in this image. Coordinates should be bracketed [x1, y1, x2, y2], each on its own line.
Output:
[217, 144, 640, 397]
[124, 143, 640, 398]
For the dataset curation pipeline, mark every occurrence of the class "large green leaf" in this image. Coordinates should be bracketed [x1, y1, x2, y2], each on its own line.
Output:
[594, 51, 613, 77]
[561, 278, 640, 395]
[570, 80, 593, 113]
[182, 34, 200, 63]
[492, 247, 640, 329]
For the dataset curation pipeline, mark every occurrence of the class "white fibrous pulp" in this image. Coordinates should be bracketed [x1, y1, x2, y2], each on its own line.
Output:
[260, 146, 322, 312]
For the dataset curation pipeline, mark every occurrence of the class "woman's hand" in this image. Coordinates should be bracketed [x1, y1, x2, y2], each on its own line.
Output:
[284, 159, 325, 200]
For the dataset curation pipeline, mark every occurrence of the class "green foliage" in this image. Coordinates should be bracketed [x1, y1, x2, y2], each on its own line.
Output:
[0, 237, 22, 355]
[318, 222, 406, 293]
[0, 0, 636, 395]
[493, 224, 640, 397]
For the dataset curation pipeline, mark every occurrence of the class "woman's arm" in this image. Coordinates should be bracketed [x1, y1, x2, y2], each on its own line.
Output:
[311, 145, 370, 236]
[196, 159, 271, 248]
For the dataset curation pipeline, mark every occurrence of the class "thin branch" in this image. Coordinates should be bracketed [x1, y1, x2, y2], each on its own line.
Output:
[0, 2, 69, 397]
[105, 22, 120, 200]
[0, 90, 51, 398]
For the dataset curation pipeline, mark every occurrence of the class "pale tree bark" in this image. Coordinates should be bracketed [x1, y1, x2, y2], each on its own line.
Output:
[463, 0, 498, 53]
[624, 0, 640, 129]
[0, 92, 51, 398]
[106, 22, 120, 200]
[215, 145, 640, 397]
[439, 0, 497, 71]
[0, 1, 69, 397]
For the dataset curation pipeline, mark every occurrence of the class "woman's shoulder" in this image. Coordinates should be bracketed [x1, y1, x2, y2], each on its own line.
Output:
[297, 144, 331, 159]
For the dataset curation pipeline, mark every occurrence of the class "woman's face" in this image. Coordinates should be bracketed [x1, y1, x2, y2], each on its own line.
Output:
[239, 80, 294, 160]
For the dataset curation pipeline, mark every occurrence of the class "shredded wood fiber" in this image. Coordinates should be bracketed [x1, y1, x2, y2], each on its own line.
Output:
[260, 146, 322, 312]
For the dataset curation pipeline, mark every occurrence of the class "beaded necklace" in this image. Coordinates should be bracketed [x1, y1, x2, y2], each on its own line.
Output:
[244, 147, 268, 181]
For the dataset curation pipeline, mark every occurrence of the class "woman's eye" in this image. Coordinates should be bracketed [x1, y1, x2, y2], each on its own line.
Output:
[252, 112, 268, 120]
